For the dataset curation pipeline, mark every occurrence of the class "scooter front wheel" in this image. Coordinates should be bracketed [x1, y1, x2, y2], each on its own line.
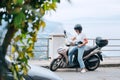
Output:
[50, 58, 61, 71]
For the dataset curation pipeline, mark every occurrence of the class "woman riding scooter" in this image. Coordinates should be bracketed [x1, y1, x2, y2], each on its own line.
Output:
[68, 24, 88, 73]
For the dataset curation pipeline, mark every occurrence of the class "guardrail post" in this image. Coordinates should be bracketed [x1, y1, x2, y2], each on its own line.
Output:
[49, 34, 65, 60]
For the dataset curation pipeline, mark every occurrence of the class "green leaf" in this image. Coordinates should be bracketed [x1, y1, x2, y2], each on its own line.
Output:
[50, 3, 57, 11]
[39, 20, 46, 28]
[40, 8, 45, 16]
[14, 35, 21, 42]
[14, 12, 25, 28]
[12, 46, 16, 53]
[19, 52, 24, 59]
[52, 0, 60, 3]
[43, 2, 51, 10]
[13, 0, 17, 4]
[32, 35, 37, 42]
[28, 52, 34, 58]
[23, 66, 28, 75]
[13, 0, 23, 5]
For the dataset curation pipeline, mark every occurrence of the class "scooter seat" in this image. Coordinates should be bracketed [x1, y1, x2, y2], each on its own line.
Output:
[84, 46, 98, 56]
[84, 46, 94, 51]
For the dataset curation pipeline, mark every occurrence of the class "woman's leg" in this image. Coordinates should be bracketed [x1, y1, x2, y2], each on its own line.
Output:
[78, 46, 85, 68]
[68, 46, 77, 65]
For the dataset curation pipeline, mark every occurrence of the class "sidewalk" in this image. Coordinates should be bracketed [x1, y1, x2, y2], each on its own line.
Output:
[29, 57, 120, 67]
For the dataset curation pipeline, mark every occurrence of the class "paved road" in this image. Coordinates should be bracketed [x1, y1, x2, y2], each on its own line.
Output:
[55, 67, 120, 80]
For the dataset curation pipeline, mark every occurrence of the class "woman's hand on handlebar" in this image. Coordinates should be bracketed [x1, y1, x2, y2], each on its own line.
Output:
[70, 42, 75, 46]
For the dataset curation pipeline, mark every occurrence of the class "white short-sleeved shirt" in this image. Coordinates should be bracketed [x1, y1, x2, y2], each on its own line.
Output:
[74, 33, 86, 43]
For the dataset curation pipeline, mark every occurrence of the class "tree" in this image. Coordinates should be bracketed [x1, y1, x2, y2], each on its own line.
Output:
[0, 0, 66, 80]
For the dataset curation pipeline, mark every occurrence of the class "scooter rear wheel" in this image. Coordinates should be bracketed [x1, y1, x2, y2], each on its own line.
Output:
[85, 55, 100, 71]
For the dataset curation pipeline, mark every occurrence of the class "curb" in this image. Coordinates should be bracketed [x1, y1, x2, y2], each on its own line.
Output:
[100, 64, 120, 67]
[41, 64, 120, 69]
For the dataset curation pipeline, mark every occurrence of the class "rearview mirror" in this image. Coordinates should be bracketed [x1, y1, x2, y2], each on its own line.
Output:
[64, 30, 67, 38]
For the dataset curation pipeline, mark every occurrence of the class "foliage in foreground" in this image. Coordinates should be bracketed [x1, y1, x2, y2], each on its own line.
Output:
[0, 0, 62, 80]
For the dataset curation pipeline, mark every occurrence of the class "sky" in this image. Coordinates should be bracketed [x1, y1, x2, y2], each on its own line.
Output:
[1, 0, 120, 36]
[44, 0, 120, 39]
[0, 0, 120, 39]
[44, 0, 120, 23]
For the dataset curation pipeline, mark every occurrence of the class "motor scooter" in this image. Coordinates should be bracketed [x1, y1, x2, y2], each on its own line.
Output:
[50, 31, 108, 71]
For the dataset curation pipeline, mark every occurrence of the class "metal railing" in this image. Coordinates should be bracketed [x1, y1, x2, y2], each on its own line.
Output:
[34, 38, 120, 59]
[33, 38, 50, 60]
[6, 38, 50, 60]
[88, 38, 120, 51]
[3, 37, 120, 59]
